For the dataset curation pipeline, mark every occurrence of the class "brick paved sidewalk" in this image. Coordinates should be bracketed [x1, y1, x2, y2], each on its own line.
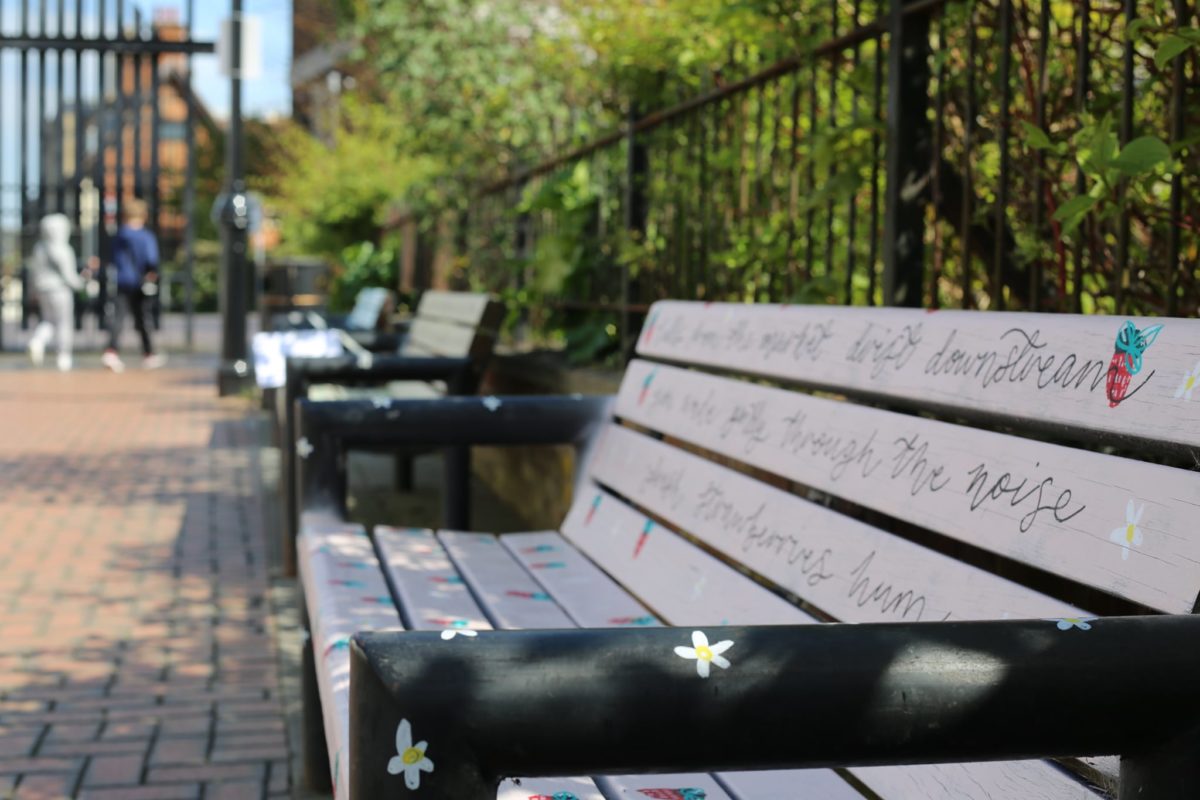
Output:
[0, 363, 290, 799]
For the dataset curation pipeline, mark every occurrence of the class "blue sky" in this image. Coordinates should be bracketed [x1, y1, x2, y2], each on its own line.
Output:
[188, 0, 292, 119]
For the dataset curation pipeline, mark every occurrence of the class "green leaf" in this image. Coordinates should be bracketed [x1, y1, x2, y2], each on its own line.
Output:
[1092, 114, 1116, 170]
[1125, 18, 1153, 40]
[1053, 194, 1098, 234]
[1155, 34, 1196, 69]
[1020, 121, 1053, 151]
[1113, 136, 1171, 175]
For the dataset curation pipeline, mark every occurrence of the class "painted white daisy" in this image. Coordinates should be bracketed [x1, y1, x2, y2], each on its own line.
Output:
[481, 396, 502, 412]
[1109, 499, 1145, 561]
[1053, 617, 1096, 631]
[387, 718, 434, 790]
[440, 629, 478, 641]
[295, 437, 314, 459]
[1174, 360, 1200, 401]
[673, 630, 734, 678]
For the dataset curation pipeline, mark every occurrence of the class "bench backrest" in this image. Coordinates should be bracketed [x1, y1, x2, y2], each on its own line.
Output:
[555, 301, 1200, 794]
[343, 287, 393, 331]
[399, 290, 503, 362]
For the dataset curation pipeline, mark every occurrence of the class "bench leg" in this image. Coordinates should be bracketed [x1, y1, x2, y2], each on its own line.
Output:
[1120, 724, 1200, 799]
[301, 632, 332, 792]
[394, 451, 414, 492]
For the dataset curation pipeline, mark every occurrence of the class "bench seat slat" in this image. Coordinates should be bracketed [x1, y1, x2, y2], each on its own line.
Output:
[500, 531, 664, 628]
[556, 493, 1103, 799]
[375, 526, 493, 632]
[298, 523, 404, 800]
[853, 762, 1104, 800]
[595, 774, 733, 799]
[438, 531, 578, 629]
[636, 301, 1200, 448]
[617, 360, 1200, 613]
[718, 769, 871, 799]
[587, 425, 1084, 623]
[497, 778, 608, 799]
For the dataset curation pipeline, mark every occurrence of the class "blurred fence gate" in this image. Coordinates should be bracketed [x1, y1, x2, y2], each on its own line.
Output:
[0, 0, 213, 350]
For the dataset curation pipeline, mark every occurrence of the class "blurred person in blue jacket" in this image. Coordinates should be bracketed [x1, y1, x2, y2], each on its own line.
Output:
[103, 198, 166, 371]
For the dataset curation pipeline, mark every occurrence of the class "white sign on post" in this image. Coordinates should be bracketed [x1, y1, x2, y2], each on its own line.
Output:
[217, 14, 262, 80]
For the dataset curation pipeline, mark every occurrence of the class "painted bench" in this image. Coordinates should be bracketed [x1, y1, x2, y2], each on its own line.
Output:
[295, 301, 1200, 799]
[279, 290, 503, 574]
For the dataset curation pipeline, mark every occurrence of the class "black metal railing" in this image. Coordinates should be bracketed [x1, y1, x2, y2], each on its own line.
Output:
[350, 618, 1200, 798]
[404, 0, 1197, 358]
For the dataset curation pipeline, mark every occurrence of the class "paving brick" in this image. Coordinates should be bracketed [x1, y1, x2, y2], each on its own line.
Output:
[14, 773, 76, 799]
[203, 780, 263, 800]
[83, 754, 144, 787]
[146, 763, 264, 785]
[77, 784, 201, 800]
[150, 737, 208, 767]
[42, 722, 100, 745]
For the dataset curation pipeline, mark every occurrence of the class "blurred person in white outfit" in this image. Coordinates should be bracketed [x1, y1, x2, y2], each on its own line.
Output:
[27, 214, 83, 371]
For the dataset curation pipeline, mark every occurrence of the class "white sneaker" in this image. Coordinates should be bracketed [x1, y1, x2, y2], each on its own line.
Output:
[56, 354, 72, 372]
[28, 338, 45, 367]
[102, 350, 126, 373]
[142, 353, 168, 370]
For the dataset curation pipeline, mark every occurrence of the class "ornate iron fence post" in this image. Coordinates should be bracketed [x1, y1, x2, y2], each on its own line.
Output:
[621, 106, 647, 360]
[881, 0, 933, 307]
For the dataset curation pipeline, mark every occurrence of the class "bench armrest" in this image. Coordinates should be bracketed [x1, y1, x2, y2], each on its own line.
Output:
[296, 394, 613, 528]
[285, 354, 474, 388]
[348, 617, 1200, 798]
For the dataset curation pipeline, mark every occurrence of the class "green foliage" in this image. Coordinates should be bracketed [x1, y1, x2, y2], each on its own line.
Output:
[267, 0, 1200, 350]
[267, 97, 435, 257]
[328, 241, 398, 312]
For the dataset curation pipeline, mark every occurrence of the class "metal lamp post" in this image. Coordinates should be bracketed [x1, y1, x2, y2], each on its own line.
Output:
[216, 0, 252, 395]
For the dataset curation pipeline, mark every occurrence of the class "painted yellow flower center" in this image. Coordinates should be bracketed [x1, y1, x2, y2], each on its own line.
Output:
[1126, 523, 1136, 544]
[1187, 375, 1196, 390]
[402, 746, 424, 766]
[695, 645, 713, 662]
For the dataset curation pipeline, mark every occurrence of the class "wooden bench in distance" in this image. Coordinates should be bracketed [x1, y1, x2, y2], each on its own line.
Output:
[280, 290, 503, 574]
[293, 302, 1200, 799]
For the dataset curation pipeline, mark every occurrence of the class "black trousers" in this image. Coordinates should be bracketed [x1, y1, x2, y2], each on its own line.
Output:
[108, 288, 154, 356]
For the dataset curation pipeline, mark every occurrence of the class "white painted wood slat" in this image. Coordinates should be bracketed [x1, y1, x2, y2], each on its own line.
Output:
[636, 301, 1200, 448]
[406, 317, 486, 358]
[376, 526, 493, 632]
[416, 290, 496, 327]
[718, 769, 869, 799]
[595, 774, 733, 798]
[558, 486, 813, 627]
[298, 523, 404, 800]
[498, 777, 608, 799]
[585, 425, 1085, 623]
[501, 531, 663, 628]
[616, 359, 1200, 613]
[438, 531, 578, 630]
